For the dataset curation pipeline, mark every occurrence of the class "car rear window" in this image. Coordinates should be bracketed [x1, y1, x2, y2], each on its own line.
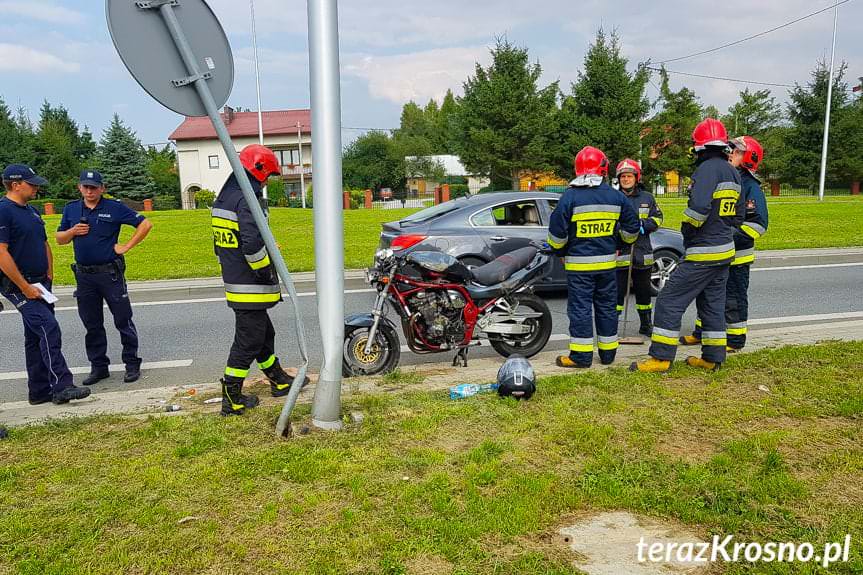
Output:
[399, 199, 464, 224]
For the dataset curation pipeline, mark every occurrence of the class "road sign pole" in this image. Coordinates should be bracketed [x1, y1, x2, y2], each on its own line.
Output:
[818, 3, 839, 202]
[307, 0, 344, 431]
[151, 2, 309, 436]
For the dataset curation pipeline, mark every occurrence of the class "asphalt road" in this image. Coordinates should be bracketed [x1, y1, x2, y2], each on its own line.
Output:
[1, 250, 862, 403]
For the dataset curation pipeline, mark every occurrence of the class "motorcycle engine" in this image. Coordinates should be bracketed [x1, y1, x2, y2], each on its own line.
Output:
[408, 289, 467, 343]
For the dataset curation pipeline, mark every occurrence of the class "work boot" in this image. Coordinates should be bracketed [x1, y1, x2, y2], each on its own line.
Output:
[52, 385, 91, 404]
[685, 357, 721, 372]
[124, 365, 141, 383]
[629, 358, 671, 373]
[637, 310, 653, 336]
[263, 363, 310, 398]
[679, 335, 701, 346]
[220, 377, 260, 417]
[726, 346, 741, 354]
[556, 355, 591, 369]
[82, 368, 110, 386]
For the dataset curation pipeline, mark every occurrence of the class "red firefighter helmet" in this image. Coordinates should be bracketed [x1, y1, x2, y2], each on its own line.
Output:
[574, 146, 609, 177]
[239, 144, 280, 183]
[692, 118, 729, 151]
[615, 158, 642, 182]
[731, 135, 764, 173]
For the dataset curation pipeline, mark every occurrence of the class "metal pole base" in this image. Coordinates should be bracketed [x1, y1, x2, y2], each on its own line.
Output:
[311, 418, 343, 431]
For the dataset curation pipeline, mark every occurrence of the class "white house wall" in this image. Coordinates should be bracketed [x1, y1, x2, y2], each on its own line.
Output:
[175, 134, 312, 203]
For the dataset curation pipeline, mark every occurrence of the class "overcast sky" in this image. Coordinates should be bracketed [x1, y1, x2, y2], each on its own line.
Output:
[0, 0, 860, 147]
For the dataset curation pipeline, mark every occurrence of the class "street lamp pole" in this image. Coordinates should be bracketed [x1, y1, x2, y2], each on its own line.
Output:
[818, 3, 839, 202]
[250, 0, 267, 202]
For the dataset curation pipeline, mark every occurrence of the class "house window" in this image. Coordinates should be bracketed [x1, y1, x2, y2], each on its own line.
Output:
[277, 149, 301, 166]
[208, 155, 219, 169]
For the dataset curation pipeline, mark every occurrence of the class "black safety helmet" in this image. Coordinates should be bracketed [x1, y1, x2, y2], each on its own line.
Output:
[497, 355, 536, 400]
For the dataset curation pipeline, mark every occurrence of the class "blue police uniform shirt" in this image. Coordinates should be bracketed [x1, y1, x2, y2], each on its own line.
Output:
[0, 196, 49, 278]
[58, 198, 145, 266]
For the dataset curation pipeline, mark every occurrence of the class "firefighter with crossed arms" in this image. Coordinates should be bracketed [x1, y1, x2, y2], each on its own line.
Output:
[211, 144, 307, 416]
[632, 118, 745, 373]
[680, 135, 768, 352]
[547, 146, 641, 368]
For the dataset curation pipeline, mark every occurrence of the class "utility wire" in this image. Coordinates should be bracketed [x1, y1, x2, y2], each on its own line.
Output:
[647, 67, 794, 88]
[656, 0, 853, 64]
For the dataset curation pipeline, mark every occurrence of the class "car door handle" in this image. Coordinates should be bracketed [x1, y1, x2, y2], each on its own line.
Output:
[490, 236, 507, 241]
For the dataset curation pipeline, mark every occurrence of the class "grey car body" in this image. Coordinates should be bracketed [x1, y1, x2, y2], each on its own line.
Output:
[377, 191, 684, 292]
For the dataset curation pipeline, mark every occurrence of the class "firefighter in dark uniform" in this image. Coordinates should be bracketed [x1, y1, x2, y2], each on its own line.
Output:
[0, 164, 90, 405]
[56, 170, 153, 385]
[213, 144, 306, 416]
[631, 118, 744, 373]
[680, 136, 768, 351]
[614, 159, 663, 336]
[548, 146, 640, 368]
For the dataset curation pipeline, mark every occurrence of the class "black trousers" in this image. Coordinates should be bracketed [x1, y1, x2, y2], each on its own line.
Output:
[616, 266, 653, 308]
[693, 263, 751, 349]
[226, 309, 277, 380]
[74, 268, 140, 370]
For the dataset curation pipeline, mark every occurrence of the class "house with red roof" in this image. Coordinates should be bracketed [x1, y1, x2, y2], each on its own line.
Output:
[169, 107, 312, 209]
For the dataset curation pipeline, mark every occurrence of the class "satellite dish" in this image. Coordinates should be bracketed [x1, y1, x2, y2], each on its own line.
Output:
[106, 0, 234, 117]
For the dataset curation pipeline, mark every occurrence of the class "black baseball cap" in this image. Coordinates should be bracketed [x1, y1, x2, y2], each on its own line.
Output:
[2, 164, 48, 187]
[79, 170, 104, 187]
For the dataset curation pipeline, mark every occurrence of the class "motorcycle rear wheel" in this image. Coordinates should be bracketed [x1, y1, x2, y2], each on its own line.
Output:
[342, 323, 401, 377]
[489, 293, 552, 359]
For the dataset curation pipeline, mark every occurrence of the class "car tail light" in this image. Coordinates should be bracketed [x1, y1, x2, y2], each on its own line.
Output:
[391, 234, 427, 251]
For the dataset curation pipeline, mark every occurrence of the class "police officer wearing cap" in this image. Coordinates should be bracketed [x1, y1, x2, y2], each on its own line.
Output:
[0, 164, 90, 405]
[56, 170, 153, 385]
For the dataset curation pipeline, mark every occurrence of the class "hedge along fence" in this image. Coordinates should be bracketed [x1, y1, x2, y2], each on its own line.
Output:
[28, 199, 70, 214]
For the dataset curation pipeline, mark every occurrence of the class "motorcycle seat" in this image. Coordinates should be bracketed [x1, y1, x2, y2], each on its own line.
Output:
[470, 246, 538, 287]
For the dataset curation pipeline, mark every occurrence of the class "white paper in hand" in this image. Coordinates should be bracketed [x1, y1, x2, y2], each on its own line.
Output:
[34, 283, 58, 304]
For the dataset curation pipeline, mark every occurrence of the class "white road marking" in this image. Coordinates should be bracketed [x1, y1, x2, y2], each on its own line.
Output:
[0, 359, 193, 381]
[0, 289, 377, 314]
[752, 262, 863, 272]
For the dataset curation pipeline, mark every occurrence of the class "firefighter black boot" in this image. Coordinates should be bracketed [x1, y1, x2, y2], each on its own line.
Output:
[638, 309, 653, 336]
[263, 360, 310, 397]
[220, 377, 260, 416]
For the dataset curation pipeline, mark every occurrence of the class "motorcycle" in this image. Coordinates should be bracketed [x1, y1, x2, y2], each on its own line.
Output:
[343, 244, 554, 376]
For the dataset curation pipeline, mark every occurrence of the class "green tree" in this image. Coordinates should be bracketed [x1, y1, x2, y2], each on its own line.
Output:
[342, 131, 405, 192]
[98, 114, 152, 200]
[454, 38, 560, 189]
[558, 30, 650, 177]
[722, 88, 782, 137]
[0, 98, 21, 167]
[641, 68, 703, 182]
[34, 120, 79, 199]
[781, 61, 853, 186]
[434, 90, 459, 154]
[12, 106, 37, 167]
[146, 145, 180, 199]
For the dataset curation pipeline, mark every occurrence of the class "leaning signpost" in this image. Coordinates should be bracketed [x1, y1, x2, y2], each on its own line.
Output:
[105, 0, 313, 436]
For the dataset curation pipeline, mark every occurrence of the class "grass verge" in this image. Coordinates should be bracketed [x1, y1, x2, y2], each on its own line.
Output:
[1, 341, 861, 574]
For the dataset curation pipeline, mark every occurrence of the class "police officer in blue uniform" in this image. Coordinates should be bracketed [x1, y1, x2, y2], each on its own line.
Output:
[547, 146, 640, 368]
[0, 164, 90, 405]
[56, 170, 153, 385]
[631, 118, 745, 373]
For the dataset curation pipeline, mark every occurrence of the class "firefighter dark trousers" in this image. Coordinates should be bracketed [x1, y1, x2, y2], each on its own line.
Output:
[2, 283, 74, 402]
[692, 264, 750, 349]
[74, 267, 140, 370]
[225, 309, 279, 380]
[649, 261, 729, 364]
[567, 271, 619, 365]
[616, 266, 653, 311]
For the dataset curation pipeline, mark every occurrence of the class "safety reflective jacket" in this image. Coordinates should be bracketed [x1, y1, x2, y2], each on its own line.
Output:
[616, 185, 663, 269]
[731, 169, 769, 266]
[547, 181, 641, 273]
[212, 173, 281, 310]
[681, 154, 744, 266]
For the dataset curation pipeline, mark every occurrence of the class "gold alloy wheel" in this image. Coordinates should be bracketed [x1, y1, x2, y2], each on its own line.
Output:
[352, 337, 382, 365]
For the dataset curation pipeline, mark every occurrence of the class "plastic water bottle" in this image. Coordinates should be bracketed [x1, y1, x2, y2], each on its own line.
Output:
[449, 383, 499, 400]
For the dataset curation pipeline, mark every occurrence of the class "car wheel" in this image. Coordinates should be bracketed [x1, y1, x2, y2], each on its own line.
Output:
[651, 249, 680, 296]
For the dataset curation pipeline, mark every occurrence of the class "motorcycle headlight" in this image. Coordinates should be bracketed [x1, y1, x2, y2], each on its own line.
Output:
[375, 248, 394, 263]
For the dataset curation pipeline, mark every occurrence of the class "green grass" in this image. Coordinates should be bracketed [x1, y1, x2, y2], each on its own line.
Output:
[1, 341, 861, 574]
[44, 208, 418, 286]
[656, 196, 863, 250]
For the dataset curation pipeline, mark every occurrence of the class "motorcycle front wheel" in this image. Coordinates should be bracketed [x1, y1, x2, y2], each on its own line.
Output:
[489, 293, 553, 359]
[342, 323, 401, 377]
